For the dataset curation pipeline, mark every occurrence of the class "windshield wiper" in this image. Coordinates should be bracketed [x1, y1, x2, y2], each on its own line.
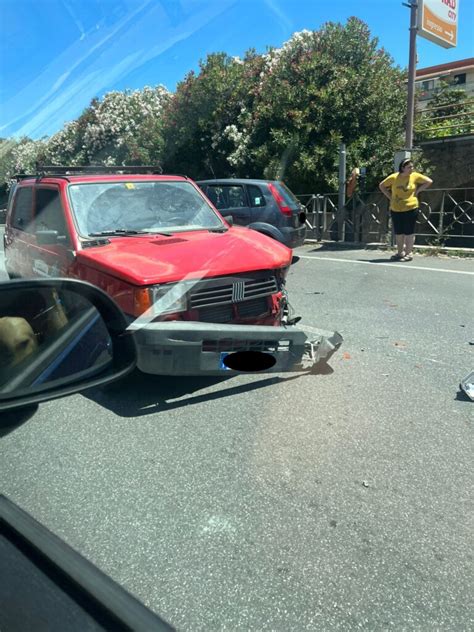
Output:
[88, 229, 172, 237]
[88, 229, 147, 236]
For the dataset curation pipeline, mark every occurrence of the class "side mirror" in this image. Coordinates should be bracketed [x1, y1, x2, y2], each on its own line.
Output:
[223, 215, 234, 226]
[35, 230, 67, 245]
[0, 279, 136, 412]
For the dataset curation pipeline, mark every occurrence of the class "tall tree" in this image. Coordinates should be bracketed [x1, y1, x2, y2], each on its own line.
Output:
[161, 52, 264, 178]
[247, 19, 406, 191]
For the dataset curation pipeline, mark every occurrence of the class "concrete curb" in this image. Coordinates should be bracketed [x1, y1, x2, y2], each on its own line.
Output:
[304, 239, 474, 257]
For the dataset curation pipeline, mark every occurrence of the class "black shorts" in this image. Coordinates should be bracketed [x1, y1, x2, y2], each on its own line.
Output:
[391, 209, 418, 235]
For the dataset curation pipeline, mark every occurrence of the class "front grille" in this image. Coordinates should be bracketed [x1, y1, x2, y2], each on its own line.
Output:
[190, 275, 278, 310]
[237, 297, 269, 319]
[199, 304, 234, 323]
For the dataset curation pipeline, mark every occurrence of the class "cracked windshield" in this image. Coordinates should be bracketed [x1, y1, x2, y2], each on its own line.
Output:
[0, 0, 473, 630]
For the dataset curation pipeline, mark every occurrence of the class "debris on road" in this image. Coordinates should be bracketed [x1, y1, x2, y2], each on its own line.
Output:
[460, 371, 474, 401]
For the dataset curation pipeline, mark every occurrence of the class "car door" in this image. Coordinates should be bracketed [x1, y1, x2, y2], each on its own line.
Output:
[5, 185, 35, 278]
[246, 183, 272, 224]
[206, 184, 251, 226]
[29, 186, 74, 278]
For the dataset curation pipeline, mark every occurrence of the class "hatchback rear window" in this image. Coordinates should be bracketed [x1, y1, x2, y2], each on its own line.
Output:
[273, 182, 300, 209]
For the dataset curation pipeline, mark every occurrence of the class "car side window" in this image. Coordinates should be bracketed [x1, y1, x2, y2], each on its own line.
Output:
[207, 186, 228, 210]
[248, 185, 266, 207]
[11, 186, 34, 232]
[226, 185, 246, 208]
[34, 188, 70, 242]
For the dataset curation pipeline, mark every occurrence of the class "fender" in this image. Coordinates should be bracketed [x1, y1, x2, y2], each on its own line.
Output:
[247, 222, 286, 244]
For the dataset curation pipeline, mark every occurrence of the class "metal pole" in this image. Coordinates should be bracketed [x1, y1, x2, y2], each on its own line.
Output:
[337, 142, 346, 241]
[405, 1, 418, 149]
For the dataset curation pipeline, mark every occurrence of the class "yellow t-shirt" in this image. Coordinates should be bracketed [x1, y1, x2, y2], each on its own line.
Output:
[381, 171, 431, 212]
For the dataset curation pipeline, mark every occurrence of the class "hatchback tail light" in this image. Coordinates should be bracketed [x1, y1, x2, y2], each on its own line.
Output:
[268, 183, 292, 217]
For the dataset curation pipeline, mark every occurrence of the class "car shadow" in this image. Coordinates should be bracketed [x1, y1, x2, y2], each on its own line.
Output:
[83, 363, 333, 418]
[357, 257, 399, 263]
[305, 243, 371, 253]
[0, 404, 39, 437]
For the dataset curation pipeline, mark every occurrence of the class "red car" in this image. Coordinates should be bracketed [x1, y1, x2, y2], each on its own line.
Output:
[4, 166, 341, 374]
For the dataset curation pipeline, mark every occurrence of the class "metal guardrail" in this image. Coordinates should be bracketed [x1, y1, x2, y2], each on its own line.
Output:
[298, 188, 474, 248]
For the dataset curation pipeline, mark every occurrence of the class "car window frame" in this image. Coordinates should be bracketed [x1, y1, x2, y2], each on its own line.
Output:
[10, 185, 34, 232]
[33, 185, 72, 245]
[247, 184, 267, 208]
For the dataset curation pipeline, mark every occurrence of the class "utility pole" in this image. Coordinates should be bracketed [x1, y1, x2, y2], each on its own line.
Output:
[404, 1, 418, 150]
[337, 142, 346, 241]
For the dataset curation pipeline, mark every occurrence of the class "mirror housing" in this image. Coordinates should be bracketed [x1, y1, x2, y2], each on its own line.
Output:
[223, 215, 234, 226]
[0, 279, 136, 412]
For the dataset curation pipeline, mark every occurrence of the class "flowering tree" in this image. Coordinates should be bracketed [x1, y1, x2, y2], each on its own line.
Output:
[247, 19, 406, 191]
[161, 52, 265, 178]
[77, 86, 170, 165]
[163, 19, 406, 191]
[0, 85, 171, 182]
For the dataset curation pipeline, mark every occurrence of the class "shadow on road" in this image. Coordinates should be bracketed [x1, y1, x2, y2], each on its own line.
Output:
[83, 362, 333, 418]
[306, 243, 370, 253]
[0, 404, 39, 437]
[357, 257, 401, 264]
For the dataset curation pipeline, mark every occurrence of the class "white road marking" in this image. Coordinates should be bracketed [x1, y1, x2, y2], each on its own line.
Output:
[298, 255, 474, 276]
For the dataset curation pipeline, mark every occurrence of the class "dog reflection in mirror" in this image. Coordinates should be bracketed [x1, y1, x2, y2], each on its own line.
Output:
[0, 317, 38, 367]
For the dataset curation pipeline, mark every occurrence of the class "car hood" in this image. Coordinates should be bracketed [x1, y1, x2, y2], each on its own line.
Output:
[76, 227, 292, 285]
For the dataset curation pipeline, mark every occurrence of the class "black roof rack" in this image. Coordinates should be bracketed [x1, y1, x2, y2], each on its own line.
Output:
[12, 173, 36, 182]
[34, 164, 163, 177]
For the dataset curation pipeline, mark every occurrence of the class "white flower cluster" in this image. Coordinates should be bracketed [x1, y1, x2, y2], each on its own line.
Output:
[47, 120, 81, 164]
[263, 29, 314, 73]
[82, 85, 170, 158]
[222, 123, 250, 167]
[12, 139, 48, 174]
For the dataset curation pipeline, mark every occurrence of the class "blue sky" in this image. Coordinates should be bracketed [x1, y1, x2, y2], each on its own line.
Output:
[1, 0, 473, 140]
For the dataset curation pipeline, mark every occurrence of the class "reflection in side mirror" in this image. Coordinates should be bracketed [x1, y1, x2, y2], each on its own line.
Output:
[0, 280, 136, 412]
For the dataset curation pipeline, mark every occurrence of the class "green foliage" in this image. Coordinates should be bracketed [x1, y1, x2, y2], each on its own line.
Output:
[415, 82, 474, 140]
[161, 52, 262, 178]
[247, 19, 405, 191]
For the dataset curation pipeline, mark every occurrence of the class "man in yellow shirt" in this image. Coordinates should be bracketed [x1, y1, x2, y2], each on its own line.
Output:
[379, 159, 432, 261]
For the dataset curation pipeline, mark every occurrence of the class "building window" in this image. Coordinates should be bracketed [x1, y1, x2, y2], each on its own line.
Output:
[453, 73, 466, 85]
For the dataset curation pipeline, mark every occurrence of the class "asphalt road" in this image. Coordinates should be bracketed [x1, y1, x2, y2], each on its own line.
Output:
[1, 237, 473, 631]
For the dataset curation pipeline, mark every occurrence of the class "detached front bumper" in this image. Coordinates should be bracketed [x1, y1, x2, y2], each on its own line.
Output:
[128, 321, 342, 376]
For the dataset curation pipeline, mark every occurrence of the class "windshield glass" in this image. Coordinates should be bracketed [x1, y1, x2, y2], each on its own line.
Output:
[68, 180, 224, 235]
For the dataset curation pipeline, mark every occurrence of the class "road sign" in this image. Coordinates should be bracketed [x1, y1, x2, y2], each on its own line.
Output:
[417, 0, 459, 48]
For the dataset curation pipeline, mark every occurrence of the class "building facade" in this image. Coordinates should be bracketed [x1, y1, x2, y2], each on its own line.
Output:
[415, 57, 474, 110]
